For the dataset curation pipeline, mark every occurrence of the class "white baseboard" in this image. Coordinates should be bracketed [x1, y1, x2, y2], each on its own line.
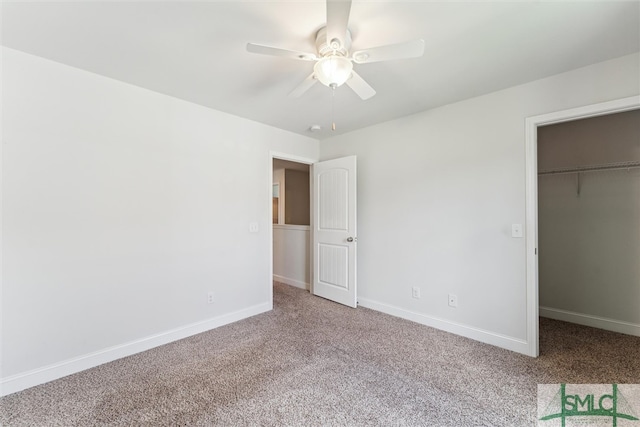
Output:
[0, 302, 271, 397]
[358, 297, 530, 356]
[273, 275, 309, 290]
[540, 306, 640, 337]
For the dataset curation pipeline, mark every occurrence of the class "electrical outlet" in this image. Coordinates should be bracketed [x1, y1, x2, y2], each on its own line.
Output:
[448, 293, 457, 308]
[511, 223, 523, 238]
[207, 292, 215, 304]
[412, 286, 421, 299]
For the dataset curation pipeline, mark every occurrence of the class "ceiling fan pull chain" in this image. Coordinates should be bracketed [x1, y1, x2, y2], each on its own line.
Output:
[331, 84, 336, 131]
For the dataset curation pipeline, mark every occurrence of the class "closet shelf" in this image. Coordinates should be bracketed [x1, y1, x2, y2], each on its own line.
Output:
[538, 160, 640, 176]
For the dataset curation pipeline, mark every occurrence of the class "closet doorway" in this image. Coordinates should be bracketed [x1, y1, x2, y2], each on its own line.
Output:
[537, 109, 640, 335]
[525, 96, 640, 356]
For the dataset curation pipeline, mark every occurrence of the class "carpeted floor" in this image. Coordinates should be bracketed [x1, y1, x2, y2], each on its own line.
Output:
[1, 282, 639, 426]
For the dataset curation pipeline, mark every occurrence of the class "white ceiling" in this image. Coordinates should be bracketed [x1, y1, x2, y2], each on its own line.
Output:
[2, 1, 639, 140]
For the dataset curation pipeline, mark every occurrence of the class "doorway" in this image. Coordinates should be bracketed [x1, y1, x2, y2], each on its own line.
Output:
[537, 109, 640, 336]
[269, 153, 359, 309]
[524, 96, 640, 357]
[271, 157, 312, 291]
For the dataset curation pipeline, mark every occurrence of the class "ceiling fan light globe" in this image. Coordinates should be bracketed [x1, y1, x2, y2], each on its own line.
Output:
[314, 56, 353, 88]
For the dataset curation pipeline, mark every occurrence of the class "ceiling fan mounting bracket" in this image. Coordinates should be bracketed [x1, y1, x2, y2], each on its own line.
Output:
[316, 26, 351, 57]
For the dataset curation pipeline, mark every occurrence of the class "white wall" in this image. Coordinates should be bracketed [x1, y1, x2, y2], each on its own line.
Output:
[1, 47, 319, 394]
[319, 53, 640, 354]
[538, 110, 640, 333]
[273, 225, 310, 290]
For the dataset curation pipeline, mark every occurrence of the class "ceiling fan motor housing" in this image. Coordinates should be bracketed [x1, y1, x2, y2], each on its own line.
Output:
[316, 26, 352, 57]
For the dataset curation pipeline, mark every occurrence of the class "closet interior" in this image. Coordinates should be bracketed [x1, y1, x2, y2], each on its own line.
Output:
[537, 109, 640, 335]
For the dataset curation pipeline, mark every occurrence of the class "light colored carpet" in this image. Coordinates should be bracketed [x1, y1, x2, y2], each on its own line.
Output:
[1, 282, 639, 426]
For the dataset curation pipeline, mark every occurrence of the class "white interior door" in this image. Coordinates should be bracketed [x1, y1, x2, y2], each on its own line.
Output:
[312, 156, 357, 308]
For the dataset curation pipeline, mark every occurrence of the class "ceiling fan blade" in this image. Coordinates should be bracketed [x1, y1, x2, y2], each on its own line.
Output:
[352, 39, 425, 64]
[289, 73, 318, 98]
[346, 71, 376, 100]
[326, 0, 352, 50]
[246, 43, 317, 61]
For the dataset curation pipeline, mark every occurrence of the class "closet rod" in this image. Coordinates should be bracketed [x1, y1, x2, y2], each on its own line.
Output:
[538, 161, 640, 176]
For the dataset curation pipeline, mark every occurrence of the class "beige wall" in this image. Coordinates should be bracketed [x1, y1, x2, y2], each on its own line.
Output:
[284, 169, 310, 226]
[538, 109, 640, 169]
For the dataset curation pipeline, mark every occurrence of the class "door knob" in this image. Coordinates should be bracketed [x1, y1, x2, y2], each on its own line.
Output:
[347, 237, 357, 242]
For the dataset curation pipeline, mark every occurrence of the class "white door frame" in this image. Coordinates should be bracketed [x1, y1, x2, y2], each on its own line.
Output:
[524, 95, 640, 357]
[269, 151, 317, 304]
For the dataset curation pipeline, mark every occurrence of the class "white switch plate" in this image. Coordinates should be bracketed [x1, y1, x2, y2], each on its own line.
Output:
[511, 223, 523, 238]
[448, 293, 458, 308]
[249, 222, 259, 233]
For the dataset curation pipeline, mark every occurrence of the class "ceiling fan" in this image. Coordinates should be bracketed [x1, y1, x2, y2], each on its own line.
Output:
[246, 0, 425, 100]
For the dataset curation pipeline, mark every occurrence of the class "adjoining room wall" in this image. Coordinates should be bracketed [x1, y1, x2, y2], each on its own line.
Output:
[538, 110, 640, 334]
[284, 169, 310, 226]
[319, 53, 640, 354]
[273, 225, 311, 290]
[1, 47, 319, 394]
[273, 168, 285, 224]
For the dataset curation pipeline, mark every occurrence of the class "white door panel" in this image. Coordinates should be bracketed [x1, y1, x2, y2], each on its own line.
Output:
[312, 156, 357, 308]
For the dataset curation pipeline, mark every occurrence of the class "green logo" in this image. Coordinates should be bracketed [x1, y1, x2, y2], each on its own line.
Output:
[539, 384, 639, 427]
